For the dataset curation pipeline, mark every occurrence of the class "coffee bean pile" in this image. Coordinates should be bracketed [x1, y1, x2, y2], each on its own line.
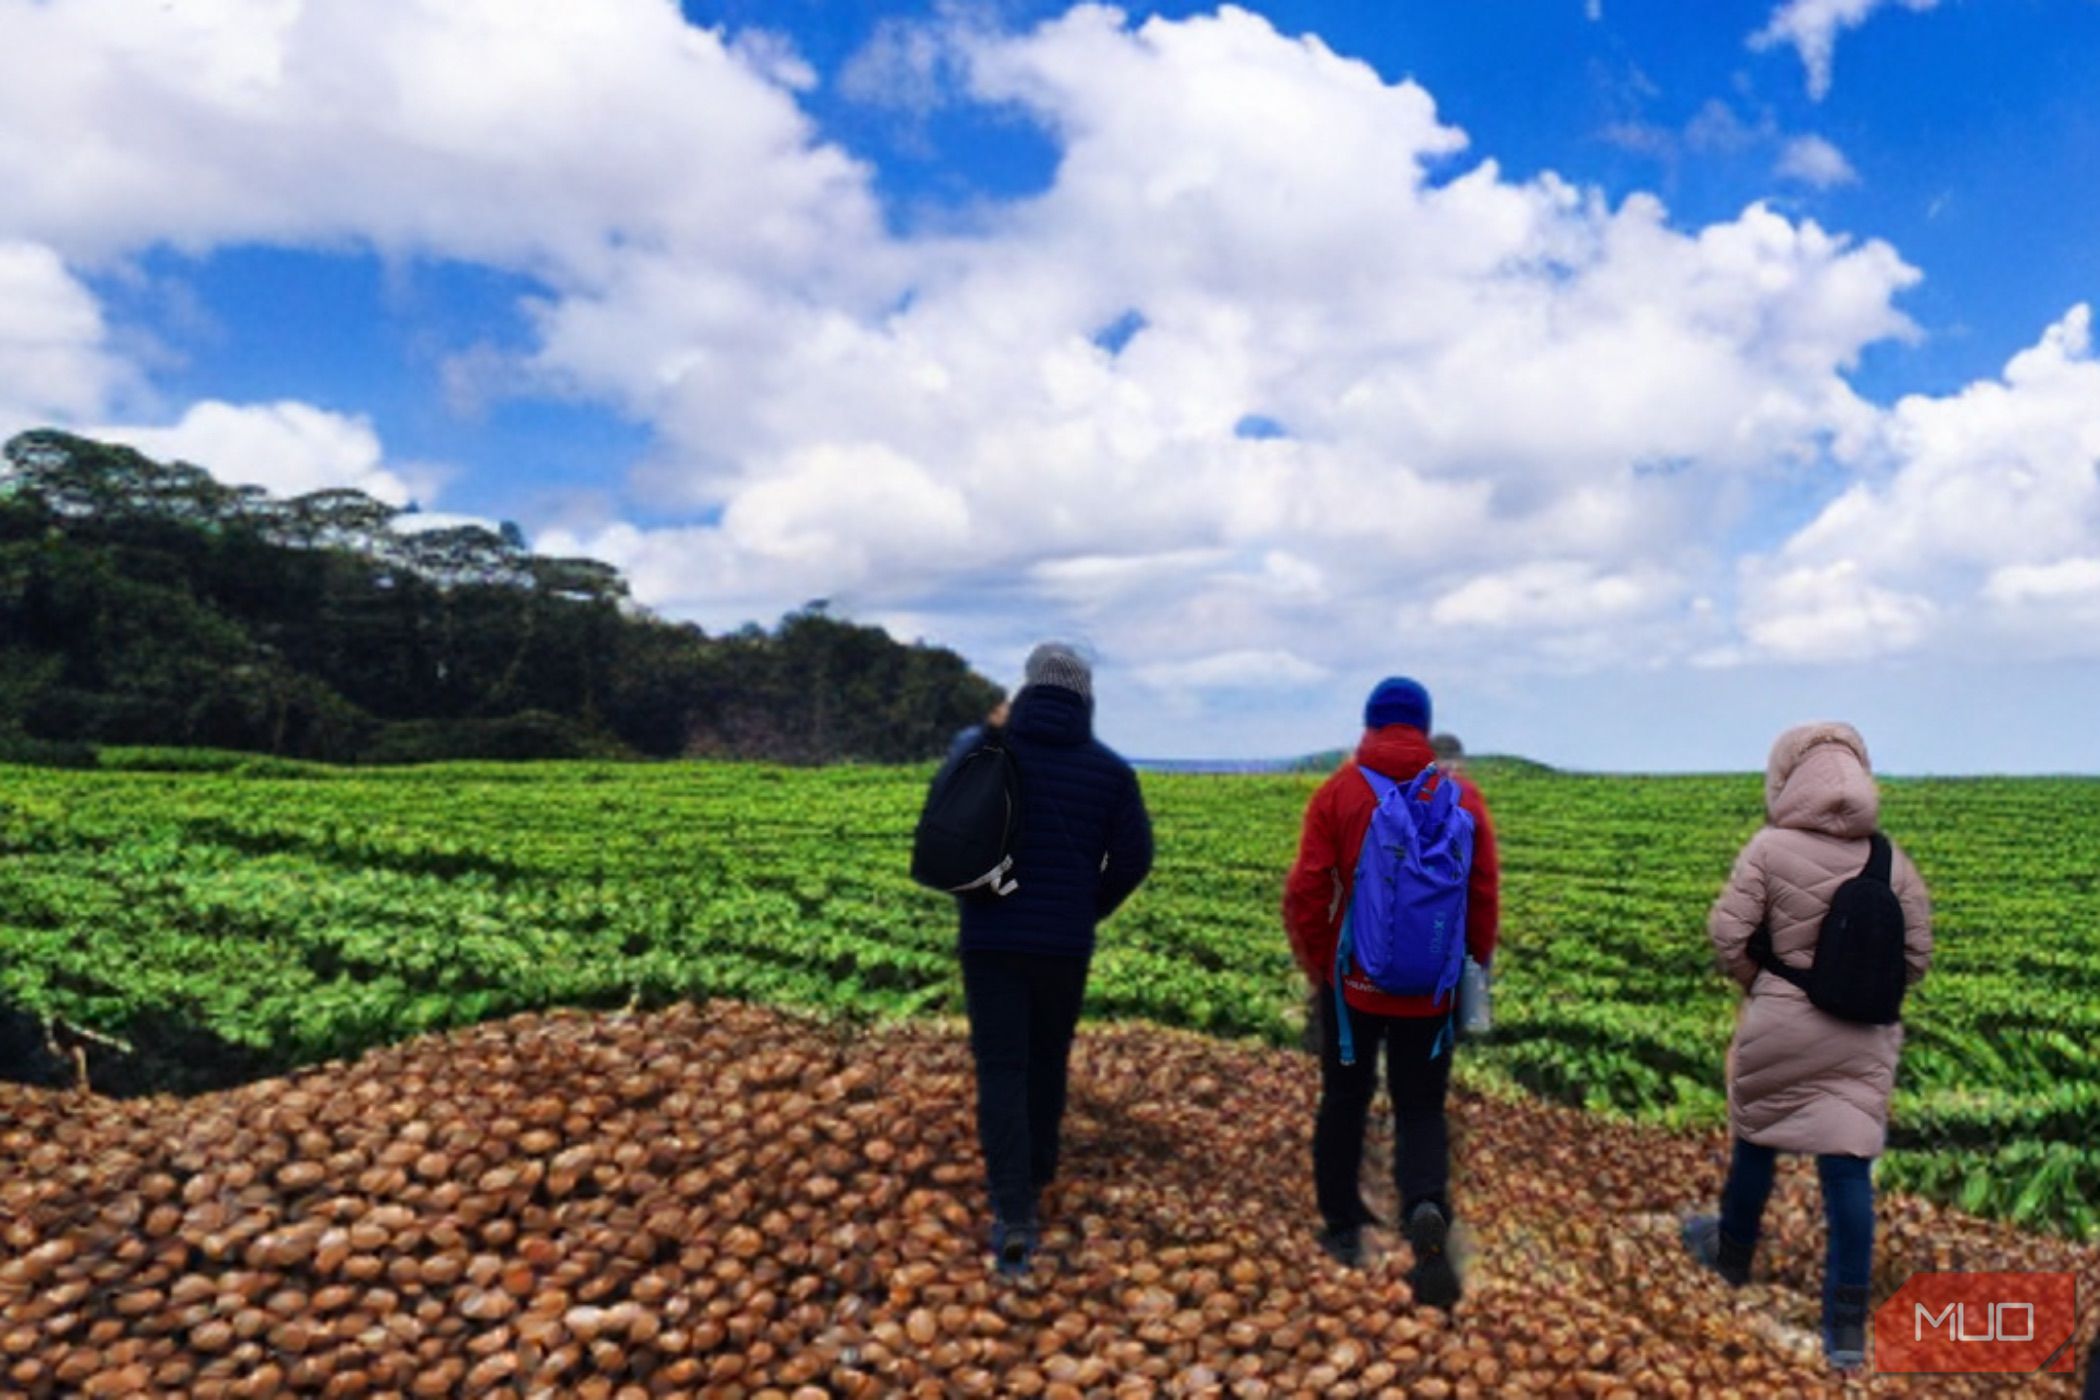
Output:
[2, 1002, 2089, 1397]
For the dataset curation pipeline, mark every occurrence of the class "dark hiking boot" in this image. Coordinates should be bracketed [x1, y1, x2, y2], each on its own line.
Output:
[1681, 1213, 1753, 1287]
[1825, 1285, 1870, 1372]
[1316, 1223, 1364, 1269]
[1406, 1201, 1462, 1309]
[992, 1219, 1037, 1280]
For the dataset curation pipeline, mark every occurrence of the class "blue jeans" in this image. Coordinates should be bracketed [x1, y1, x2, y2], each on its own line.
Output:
[1719, 1137, 1874, 1306]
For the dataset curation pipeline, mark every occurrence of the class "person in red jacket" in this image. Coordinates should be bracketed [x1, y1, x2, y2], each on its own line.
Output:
[1283, 676, 1500, 1304]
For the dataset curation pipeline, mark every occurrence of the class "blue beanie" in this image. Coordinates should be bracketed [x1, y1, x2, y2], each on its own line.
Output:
[1364, 676, 1431, 733]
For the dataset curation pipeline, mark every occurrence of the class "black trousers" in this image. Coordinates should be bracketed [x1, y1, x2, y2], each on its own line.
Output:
[1313, 991, 1454, 1231]
[961, 948, 1090, 1226]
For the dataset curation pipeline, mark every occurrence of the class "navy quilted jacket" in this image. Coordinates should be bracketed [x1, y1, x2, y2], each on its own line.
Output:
[951, 684, 1153, 958]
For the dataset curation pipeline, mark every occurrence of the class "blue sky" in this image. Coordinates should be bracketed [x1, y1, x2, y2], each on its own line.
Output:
[3, 0, 2098, 770]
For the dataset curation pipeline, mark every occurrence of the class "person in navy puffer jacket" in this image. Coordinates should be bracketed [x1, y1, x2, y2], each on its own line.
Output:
[946, 642, 1153, 1277]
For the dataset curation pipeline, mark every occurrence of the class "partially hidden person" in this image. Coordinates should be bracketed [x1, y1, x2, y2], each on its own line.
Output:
[944, 643, 1152, 1278]
[946, 696, 1011, 767]
[1282, 676, 1499, 1307]
[1683, 721, 1932, 1373]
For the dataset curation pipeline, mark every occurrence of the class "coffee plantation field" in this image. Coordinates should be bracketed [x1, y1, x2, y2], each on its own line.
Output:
[2, 752, 2096, 1238]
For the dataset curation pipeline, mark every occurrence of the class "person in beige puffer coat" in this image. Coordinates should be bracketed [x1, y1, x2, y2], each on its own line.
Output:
[1682, 722, 1932, 1372]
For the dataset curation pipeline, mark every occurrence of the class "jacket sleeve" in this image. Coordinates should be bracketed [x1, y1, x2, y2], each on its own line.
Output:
[1892, 843, 1933, 987]
[1709, 834, 1768, 991]
[1095, 770, 1154, 920]
[1460, 781, 1500, 966]
[1283, 776, 1344, 984]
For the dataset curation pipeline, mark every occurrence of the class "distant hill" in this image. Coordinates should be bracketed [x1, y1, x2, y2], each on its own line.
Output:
[1465, 753, 1559, 777]
[1133, 756, 1324, 775]
[1135, 751, 1553, 776]
[0, 429, 1000, 765]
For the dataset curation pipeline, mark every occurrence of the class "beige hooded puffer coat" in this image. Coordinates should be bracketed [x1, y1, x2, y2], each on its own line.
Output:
[1709, 723, 1933, 1158]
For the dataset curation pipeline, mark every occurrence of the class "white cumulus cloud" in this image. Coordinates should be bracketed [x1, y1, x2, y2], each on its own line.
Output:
[13, 0, 2100, 721]
[0, 0, 876, 294]
[1742, 304, 2100, 661]
[0, 241, 413, 512]
[91, 400, 419, 504]
[519, 6, 1925, 693]
[0, 240, 136, 432]
[1738, 559, 1937, 661]
[1428, 562, 1680, 631]
[1985, 557, 2100, 606]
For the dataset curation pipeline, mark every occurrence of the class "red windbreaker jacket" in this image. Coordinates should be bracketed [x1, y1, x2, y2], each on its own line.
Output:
[1282, 725, 1500, 1017]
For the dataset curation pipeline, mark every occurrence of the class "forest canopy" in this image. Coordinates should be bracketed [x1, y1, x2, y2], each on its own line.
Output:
[0, 430, 1001, 764]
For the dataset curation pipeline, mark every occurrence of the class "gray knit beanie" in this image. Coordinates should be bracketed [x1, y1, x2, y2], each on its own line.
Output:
[1023, 642, 1093, 700]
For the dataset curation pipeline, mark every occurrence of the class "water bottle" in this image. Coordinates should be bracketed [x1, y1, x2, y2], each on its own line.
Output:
[1458, 956, 1492, 1037]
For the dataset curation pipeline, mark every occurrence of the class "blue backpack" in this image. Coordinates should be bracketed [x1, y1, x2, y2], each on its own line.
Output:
[1333, 765, 1475, 1065]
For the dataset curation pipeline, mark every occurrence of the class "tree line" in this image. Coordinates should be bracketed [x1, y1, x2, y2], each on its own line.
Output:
[0, 430, 1001, 765]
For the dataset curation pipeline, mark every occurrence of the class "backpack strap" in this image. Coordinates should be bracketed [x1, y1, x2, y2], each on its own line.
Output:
[1863, 832, 1893, 884]
[1433, 1009, 1456, 1060]
[1748, 922, 1812, 994]
[954, 854, 1018, 898]
[1333, 913, 1358, 1067]
[1358, 766, 1399, 804]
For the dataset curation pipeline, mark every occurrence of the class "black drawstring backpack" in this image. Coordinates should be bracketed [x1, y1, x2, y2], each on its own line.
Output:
[1751, 832, 1909, 1025]
[911, 728, 1022, 899]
